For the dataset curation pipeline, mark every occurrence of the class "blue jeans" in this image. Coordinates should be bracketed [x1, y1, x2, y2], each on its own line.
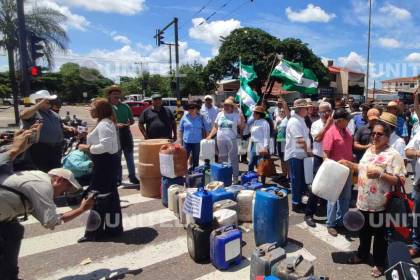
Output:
[184, 142, 200, 169]
[326, 172, 352, 228]
[288, 158, 306, 205]
[248, 142, 261, 172]
[412, 189, 420, 250]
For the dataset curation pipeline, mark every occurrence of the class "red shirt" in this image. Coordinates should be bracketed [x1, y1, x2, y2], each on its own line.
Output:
[323, 124, 353, 162]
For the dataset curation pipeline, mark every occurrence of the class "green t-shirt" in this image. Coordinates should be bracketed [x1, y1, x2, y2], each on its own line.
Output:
[113, 103, 133, 124]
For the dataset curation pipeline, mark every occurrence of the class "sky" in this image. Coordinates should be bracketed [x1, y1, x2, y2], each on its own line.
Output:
[2, 0, 420, 85]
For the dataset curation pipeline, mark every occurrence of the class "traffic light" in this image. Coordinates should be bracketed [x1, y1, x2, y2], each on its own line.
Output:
[29, 33, 44, 63]
[29, 66, 42, 77]
[155, 29, 165, 46]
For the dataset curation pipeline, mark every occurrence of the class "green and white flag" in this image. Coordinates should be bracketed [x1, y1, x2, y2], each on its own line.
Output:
[235, 62, 260, 117]
[271, 59, 318, 95]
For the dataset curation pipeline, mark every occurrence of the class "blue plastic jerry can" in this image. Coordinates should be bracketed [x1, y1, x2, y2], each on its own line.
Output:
[241, 171, 259, 185]
[211, 163, 233, 187]
[225, 185, 245, 199]
[253, 187, 289, 247]
[186, 172, 205, 188]
[243, 181, 264, 191]
[161, 176, 185, 207]
[193, 187, 213, 226]
[210, 225, 243, 270]
[210, 188, 235, 204]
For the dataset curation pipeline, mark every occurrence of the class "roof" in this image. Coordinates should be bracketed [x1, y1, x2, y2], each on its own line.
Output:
[328, 66, 364, 75]
[381, 76, 419, 83]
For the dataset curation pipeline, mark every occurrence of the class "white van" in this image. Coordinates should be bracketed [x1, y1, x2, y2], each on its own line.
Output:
[161, 98, 188, 114]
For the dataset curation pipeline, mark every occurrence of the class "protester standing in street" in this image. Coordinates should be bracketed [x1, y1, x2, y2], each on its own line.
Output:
[353, 103, 371, 131]
[139, 94, 177, 141]
[274, 97, 290, 180]
[304, 101, 333, 227]
[285, 99, 312, 212]
[20, 90, 72, 172]
[200, 95, 219, 129]
[78, 98, 122, 242]
[387, 101, 409, 141]
[248, 106, 270, 179]
[353, 108, 380, 162]
[341, 122, 406, 278]
[179, 101, 210, 169]
[322, 109, 354, 236]
[207, 99, 244, 183]
[379, 112, 407, 160]
[106, 85, 139, 185]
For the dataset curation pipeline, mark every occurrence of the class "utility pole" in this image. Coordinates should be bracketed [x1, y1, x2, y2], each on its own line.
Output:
[168, 44, 173, 75]
[17, 0, 31, 106]
[365, 0, 372, 101]
[154, 17, 181, 119]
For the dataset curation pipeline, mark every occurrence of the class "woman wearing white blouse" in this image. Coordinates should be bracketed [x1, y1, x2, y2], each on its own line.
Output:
[77, 98, 123, 242]
[248, 106, 271, 182]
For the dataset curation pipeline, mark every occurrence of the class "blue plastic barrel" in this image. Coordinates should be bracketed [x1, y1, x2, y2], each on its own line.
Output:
[210, 189, 235, 204]
[253, 187, 289, 246]
[241, 171, 259, 184]
[211, 163, 233, 187]
[193, 187, 213, 226]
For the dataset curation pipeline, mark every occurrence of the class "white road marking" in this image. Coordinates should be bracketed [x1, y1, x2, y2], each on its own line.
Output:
[39, 236, 188, 280]
[20, 208, 177, 257]
[296, 222, 353, 252]
[194, 258, 251, 280]
[22, 194, 153, 226]
[284, 242, 317, 262]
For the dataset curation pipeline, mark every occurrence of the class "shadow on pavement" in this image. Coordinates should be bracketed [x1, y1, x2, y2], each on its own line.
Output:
[102, 227, 158, 245]
[58, 268, 143, 280]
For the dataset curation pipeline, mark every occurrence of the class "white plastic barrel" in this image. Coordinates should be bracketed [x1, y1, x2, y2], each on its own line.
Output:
[237, 190, 255, 222]
[312, 159, 350, 202]
[214, 209, 238, 227]
[304, 157, 314, 184]
[199, 139, 216, 164]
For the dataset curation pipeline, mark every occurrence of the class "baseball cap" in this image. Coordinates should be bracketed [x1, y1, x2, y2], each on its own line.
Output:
[151, 94, 162, 100]
[204, 95, 213, 101]
[48, 168, 82, 193]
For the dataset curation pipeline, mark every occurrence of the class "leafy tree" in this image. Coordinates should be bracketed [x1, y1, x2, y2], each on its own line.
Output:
[179, 63, 215, 97]
[0, 72, 11, 98]
[206, 27, 329, 94]
[0, 0, 69, 123]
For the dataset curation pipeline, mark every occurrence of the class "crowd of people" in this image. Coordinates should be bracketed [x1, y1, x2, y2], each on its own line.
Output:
[2, 82, 420, 279]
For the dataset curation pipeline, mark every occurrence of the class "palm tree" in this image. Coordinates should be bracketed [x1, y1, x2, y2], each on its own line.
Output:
[0, 0, 69, 124]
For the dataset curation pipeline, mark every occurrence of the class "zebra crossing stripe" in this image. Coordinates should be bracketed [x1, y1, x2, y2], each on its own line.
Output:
[194, 259, 251, 280]
[38, 236, 187, 280]
[20, 208, 177, 257]
[22, 194, 155, 226]
[296, 222, 353, 252]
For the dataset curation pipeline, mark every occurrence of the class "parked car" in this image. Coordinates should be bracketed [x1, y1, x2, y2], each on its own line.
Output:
[124, 101, 150, 117]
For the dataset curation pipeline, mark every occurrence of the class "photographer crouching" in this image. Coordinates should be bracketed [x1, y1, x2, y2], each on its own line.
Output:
[0, 128, 95, 280]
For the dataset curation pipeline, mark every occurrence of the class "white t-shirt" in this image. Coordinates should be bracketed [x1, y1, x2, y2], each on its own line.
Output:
[250, 119, 270, 153]
[215, 112, 241, 140]
[390, 132, 406, 159]
[87, 118, 119, 155]
[406, 133, 420, 183]
[284, 114, 310, 161]
[311, 119, 325, 158]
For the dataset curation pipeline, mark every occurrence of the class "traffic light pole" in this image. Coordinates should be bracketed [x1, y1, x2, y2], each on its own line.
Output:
[17, 0, 31, 106]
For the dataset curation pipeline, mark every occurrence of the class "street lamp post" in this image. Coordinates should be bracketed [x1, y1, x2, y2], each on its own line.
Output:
[365, 0, 372, 101]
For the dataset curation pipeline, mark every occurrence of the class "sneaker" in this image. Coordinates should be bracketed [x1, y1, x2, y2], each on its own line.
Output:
[129, 177, 140, 185]
[327, 227, 338, 237]
[304, 215, 316, 227]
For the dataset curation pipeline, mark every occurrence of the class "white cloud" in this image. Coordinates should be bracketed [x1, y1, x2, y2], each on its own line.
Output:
[338, 51, 366, 73]
[406, 53, 420, 62]
[113, 35, 131, 45]
[189, 18, 241, 55]
[61, 0, 146, 15]
[378, 38, 401, 48]
[379, 4, 411, 21]
[27, 0, 90, 31]
[285, 4, 336, 23]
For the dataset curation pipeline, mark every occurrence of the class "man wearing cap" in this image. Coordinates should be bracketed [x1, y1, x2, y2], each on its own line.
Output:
[387, 101, 409, 140]
[106, 85, 139, 185]
[139, 94, 177, 140]
[285, 99, 312, 212]
[322, 108, 354, 236]
[200, 95, 219, 129]
[0, 163, 94, 279]
[353, 108, 380, 162]
[19, 90, 70, 172]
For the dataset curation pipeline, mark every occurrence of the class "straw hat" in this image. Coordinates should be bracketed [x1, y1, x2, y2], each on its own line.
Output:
[105, 85, 122, 95]
[367, 108, 380, 121]
[253, 106, 265, 114]
[379, 112, 397, 127]
[224, 99, 235, 106]
[291, 98, 311, 109]
[387, 101, 399, 108]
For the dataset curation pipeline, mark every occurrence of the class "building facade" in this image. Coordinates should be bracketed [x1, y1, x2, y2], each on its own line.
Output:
[381, 77, 420, 93]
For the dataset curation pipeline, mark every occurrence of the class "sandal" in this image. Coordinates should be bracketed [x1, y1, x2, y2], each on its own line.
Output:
[371, 266, 384, 278]
[347, 255, 364, 264]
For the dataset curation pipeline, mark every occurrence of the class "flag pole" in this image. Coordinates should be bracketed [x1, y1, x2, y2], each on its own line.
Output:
[262, 54, 280, 103]
[238, 56, 242, 111]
